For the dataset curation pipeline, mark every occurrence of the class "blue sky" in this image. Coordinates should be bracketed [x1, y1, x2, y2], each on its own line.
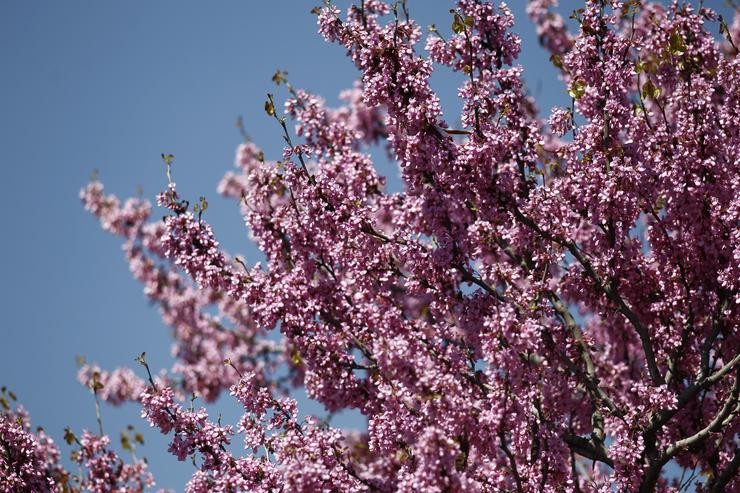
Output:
[0, 0, 688, 490]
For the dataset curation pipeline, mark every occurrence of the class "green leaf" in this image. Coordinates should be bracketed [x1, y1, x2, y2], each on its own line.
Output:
[121, 432, 132, 452]
[264, 99, 276, 117]
[271, 70, 287, 86]
[669, 31, 686, 56]
[550, 54, 563, 70]
[569, 8, 584, 22]
[135, 352, 146, 365]
[568, 80, 586, 100]
[422, 391, 443, 401]
[642, 80, 661, 100]
[621, 0, 641, 17]
[64, 427, 77, 445]
[160, 154, 175, 166]
[451, 13, 466, 34]
[90, 371, 104, 391]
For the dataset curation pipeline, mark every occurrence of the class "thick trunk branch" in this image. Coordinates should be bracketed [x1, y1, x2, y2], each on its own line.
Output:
[640, 368, 739, 492]
[664, 369, 739, 460]
[563, 433, 614, 468]
[647, 353, 740, 434]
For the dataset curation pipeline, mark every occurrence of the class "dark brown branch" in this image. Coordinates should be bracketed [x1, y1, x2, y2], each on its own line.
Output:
[647, 353, 740, 434]
[564, 434, 614, 468]
[640, 368, 739, 492]
[701, 295, 729, 379]
[664, 369, 739, 459]
[492, 233, 623, 460]
[709, 448, 739, 493]
[510, 205, 663, 385]
[455, 263, 507, 302]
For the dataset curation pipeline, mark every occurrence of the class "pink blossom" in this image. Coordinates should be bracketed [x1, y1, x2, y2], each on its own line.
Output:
[61, 1, 740, 491]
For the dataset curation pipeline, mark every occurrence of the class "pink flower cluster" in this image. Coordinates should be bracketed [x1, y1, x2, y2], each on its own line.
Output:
[74, 431, 154, 493]
[77, 364, 147, 406]
[52, 0, 740, 491]
[0, 402, 62, 492]
[1, 388, 156, 492]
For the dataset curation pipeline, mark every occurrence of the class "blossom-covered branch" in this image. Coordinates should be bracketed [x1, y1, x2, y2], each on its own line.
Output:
[5, 1, 733, 492]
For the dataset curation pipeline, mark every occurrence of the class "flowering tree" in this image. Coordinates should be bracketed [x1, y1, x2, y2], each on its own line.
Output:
[3, 0, 739, 491]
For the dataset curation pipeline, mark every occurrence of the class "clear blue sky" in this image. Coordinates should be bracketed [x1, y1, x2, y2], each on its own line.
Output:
[0, 0, 683, 490]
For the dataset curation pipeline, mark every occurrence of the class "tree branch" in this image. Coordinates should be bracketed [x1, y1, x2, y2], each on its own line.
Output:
[647, 353, 740, 434]
[563, 433, 614, 468]
[664, 369, 739, 460]
[641, 368, 739, 492]
[510, 205, 663, 385]
[709, 448, 739, 493]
